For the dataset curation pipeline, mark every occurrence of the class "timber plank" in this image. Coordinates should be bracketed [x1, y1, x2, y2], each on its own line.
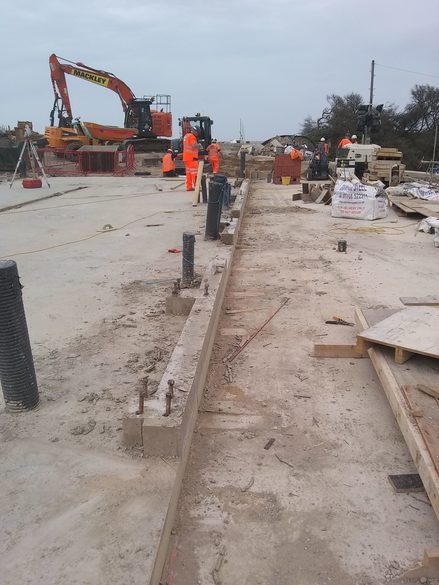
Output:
[312, 343, 366, 358]
[312, 308, 393, 358]
[400, 296, 439, 306]
[417, 384, 439, 400]
[191, 161, 204, 207]
[404, 385, 439, 476]
[368, 346, 439, 520]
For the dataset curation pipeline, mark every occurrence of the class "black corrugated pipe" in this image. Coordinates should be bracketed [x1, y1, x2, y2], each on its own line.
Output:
[205, 179, 223, 240]
[201, 174, 207, 203]
[0, 260, 39, 412]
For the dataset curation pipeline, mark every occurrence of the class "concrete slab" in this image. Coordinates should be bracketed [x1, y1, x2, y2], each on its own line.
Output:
[0, 439, 175, 585]
[0, 176, 215, 349]
[0, 175, 224, 585]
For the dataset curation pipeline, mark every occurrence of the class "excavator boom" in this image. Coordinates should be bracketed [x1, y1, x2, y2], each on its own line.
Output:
[48, 54, 172, 140]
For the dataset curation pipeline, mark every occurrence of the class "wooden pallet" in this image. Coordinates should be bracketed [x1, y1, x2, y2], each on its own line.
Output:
[358, 307, 439, 364]
[313, 307, 439, 524]
[388, 194, 439, 218]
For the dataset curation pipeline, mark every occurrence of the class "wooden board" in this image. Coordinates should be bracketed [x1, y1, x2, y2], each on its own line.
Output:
[191, 161, 204, 207]
[417, 384, 439, 400]
[400, 296, 439, 306]
[368, 346, 439, 520]
[404, 385, 439, 476]
[388, 194, 439, 218]
[358, 307, 439, 363]
[312, 342, 369, 358]
[312, 308, 395, 359]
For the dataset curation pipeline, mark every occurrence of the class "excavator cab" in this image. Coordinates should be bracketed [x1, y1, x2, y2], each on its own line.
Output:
[125, 98, 155, 137]
[125, 96, 173, 139]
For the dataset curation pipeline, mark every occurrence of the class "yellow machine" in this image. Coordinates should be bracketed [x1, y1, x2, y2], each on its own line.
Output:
[44, 126, 89, 149]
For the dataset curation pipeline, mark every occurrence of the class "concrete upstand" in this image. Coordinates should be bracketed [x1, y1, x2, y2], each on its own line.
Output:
[122, 179, 250, 585]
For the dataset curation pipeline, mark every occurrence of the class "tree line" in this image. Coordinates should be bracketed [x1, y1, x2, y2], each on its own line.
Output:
[301, 84, 439, 169]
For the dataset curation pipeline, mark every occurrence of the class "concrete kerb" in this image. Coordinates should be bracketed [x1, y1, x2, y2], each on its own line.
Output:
[123, 178, 250, 454]
[139, 256, 229, 457]
[230, 188, 244, 218]
[143, 178, 250, 585]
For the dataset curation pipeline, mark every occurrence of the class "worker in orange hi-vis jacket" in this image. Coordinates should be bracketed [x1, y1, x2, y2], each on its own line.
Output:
[289, 146, 304, 161]
[338, 133, 352, 149]
[183, 127, 199, 191]
[206, 139, 221, 174]
[162, 149, 177, 177]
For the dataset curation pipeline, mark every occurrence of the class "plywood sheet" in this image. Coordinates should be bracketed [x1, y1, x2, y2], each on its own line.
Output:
[358, 307, 439, 360]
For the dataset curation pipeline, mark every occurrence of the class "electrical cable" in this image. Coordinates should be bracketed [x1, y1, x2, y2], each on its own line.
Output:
[375, 63, 439, 80]
[1, 212, 162, 258]
[2, 212, 207, 264]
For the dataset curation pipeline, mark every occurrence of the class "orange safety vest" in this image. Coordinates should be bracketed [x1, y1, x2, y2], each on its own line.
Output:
[338, 138, 351, 148]
[183, 133, 199, 162]
[206, 143, 220, 159]
[162, 152, 175, 172]
[290, 148, 303, 161]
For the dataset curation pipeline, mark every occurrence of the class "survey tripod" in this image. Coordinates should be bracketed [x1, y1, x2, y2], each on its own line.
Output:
[9, 125, 50, 188]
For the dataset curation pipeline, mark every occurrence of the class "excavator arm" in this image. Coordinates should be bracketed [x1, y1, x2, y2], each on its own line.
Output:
[49, 54, 137, 127]
[48, 54, 172, 139]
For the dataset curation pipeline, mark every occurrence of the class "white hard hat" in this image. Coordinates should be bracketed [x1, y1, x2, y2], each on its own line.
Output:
[320, 137, 325, 141]
[351, 134, 357, 139]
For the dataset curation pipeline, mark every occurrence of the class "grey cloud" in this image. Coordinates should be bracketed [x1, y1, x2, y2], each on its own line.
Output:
[0, 0, 438, 139]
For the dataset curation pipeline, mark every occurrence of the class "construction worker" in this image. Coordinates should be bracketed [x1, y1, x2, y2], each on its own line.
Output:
[320, 137, 329, 156]
[317, 138, 329, 179]
[290, 146, 304, 161]
[183, 127, 199, 191]
[338, 133, 352, 149]
[162, 149, 177, 177]
[206, 139, 221, 174]
[351, 134, 358, 144]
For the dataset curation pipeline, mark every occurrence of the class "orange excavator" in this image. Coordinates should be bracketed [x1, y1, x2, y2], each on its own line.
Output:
[45, 54, 172, 149]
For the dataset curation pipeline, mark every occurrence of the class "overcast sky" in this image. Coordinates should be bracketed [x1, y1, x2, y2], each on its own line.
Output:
[1, 0, 438, 140]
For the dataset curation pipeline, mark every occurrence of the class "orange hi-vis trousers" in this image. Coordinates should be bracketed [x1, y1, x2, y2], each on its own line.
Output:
[185, 160, 198, 191]
[209, 156, 219, 174]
